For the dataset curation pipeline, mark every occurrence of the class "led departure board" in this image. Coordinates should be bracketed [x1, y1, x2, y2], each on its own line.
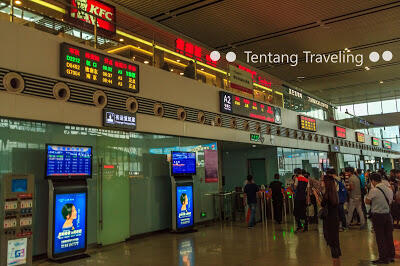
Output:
[46, 144, 92, 179]
[220, 91, 282, 124]
[372, 137, 380, 146]
[335, 126, 346, 139]
[298, 115, 316, 132]
[383, 140, 392, 149]
[356, 132, 365, 143]
[60, 43, 139, 92]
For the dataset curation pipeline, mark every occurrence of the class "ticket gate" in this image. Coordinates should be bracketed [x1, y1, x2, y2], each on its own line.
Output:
[0, 174, 35, 266]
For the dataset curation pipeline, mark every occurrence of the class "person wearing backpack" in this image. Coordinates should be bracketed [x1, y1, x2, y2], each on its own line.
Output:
[365, 172, 395, 264]
[330, 168, 348, 231]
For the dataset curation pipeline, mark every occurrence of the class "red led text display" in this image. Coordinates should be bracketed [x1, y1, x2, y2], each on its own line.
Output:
[335, 126, 346, 139]
[60, 43, 139, 92]
[238, 65, 272, 88]
[383, 140, 392, 149]
[70, 0, 116, 33]
[175, 38, 218, 67]
[298, 115, 316, 132]
[220, 91, 281, 124]
[356, 132, 365, 143]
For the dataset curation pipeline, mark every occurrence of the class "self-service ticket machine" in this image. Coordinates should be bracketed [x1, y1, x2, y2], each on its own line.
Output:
[45, 144, 92, 261]
[171, 151, 196, 232]
[0, 174, 35, 266]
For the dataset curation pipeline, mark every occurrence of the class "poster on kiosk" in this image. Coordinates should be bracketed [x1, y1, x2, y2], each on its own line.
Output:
[45, 144, 91, 260]
[171, 152, 195, 232]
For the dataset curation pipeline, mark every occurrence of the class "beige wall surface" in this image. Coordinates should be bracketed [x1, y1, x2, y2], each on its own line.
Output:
[0, 20, 396, 158]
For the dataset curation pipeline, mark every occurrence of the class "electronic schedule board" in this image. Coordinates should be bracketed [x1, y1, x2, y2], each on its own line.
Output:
[335, 126, 346, 139]
[60, 43, 139, 92]
[356, 132, 365, 143]
[298, 115, 316, 132]
[383, 140, 392, 149]
[46, 145, 92, 179]
[220, 91, 282, 124]
[372, 137, 380, 146]
[171, 152, 196, 176]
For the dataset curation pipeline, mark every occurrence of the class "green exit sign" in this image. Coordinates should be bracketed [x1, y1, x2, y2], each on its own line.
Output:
[250, 134, 262, 142]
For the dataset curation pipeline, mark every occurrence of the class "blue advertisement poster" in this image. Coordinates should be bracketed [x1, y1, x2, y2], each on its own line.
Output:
[54, 193, 86, 255]
[176, 186, 194, 229]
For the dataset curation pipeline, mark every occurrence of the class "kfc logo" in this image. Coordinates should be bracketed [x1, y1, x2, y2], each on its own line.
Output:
[70, 0, 116, 32]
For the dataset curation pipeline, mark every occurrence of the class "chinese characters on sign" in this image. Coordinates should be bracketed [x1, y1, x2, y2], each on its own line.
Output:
[372, 137, 380, 146]
[383, 140, 392, 149]
[237, 65, 272, 88]
[356, 132, 365, 143]
[175, 38, 218, 67]
[298, 115, 317, 132]
[60, 43, 139, 92]
[103, 109, 136, 130]
[335, 126, 346, 139]
[220, 91, 282, 124]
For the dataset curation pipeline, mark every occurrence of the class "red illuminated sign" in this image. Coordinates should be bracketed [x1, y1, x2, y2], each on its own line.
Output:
[70, 0, 116, 33]
[238, 65, 272, 88]
[372, 137, 380, 146]
[175, 38, 218, 67]
[383, 140, 392, 149]
[335, 126, 346, 139]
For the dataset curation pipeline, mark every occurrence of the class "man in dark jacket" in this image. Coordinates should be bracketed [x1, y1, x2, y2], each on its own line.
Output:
[269, 173, 283, 224]
[244, 175, 259, 228]
[293, 168, 310, 232]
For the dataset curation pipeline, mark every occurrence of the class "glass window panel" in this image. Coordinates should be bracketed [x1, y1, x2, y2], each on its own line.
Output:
[353, 103, 368, 116]
[367, 101, 382, 115]
[382, 99, 397, 114]
[340, 105, 354, 115]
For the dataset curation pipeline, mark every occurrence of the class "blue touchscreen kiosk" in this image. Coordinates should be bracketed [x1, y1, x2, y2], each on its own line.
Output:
[171, 151, 196, 232]
[47, 144, 90, 261]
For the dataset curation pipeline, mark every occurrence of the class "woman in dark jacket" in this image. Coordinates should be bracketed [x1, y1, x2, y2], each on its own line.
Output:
[321, 172, 341, 266]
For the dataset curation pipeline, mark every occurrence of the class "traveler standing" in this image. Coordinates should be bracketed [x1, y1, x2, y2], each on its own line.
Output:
[269, 173, 284, 224]
[320, 173, 342, 266]
[244, 175, 259, 228]
[365, 173, 395, 264]
[293, 168, 309, 233]
[345, 167, 366, 229]
[330, 169, 347, 231]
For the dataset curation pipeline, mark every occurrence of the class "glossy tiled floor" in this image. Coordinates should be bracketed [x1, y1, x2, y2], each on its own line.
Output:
[35, 220, 400, 266]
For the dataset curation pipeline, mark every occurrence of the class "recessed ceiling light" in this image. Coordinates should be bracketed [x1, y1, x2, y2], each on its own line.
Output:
[297, 76, 305, 79]
[200, 68, 204, 71]
[365, 66, 370, 71]
[119, 38, 124, 42]
[180, 73, 184, 76]
[252, 144, 257, 148]
[177, 59, 180, 62]
[138, 46, 140, 49]
[170, 69, 174, 72]
[144, 60, 149, 64]
[380, 81, 384, 84]
[132, 56, 135, 60]
[15, 0, 22, 5]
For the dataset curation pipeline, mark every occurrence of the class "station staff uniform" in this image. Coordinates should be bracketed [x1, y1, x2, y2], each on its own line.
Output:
[367, 183, 395, 262]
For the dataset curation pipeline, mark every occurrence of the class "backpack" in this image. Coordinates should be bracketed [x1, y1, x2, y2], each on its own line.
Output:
[336, 180, 347, 204]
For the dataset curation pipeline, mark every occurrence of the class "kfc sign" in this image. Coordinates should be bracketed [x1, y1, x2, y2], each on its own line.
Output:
[70, 0, 116, 33]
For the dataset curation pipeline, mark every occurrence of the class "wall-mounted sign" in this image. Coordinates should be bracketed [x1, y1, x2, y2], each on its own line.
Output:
[238, 65, 272, 88]
[330, 145, 340, 153]
[228, 65, 253, 94]
[335, 126, 346, 139]
[284, 85, 329, 109]
[220, 91, 281, 124]
[69, 0, 116, 34]
[204, 150, 218, 183]
[298, 115, 316, 132]
[103, 109, 136, 130]
[372, 137, 380, 146]
[356, 132, 365, 143]
[383, 140, 392, 149]
[60, 43, 139, 92]
[7, 238, 27, 265]
[250, 134, 265, 143]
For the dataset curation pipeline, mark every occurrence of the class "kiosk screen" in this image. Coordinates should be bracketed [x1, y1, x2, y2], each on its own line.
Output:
[171, 152, 196, 176]
[176, 185, 194, 229]
[11, 179, 27, 192]
[53, 192, 87, 255]
[46, 145, 92, 178]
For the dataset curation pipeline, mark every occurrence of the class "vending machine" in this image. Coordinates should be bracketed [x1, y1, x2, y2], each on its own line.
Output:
[170, 151, 196, 232]
[0, 174, 35, 266]
[45, 144, 92, 261]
